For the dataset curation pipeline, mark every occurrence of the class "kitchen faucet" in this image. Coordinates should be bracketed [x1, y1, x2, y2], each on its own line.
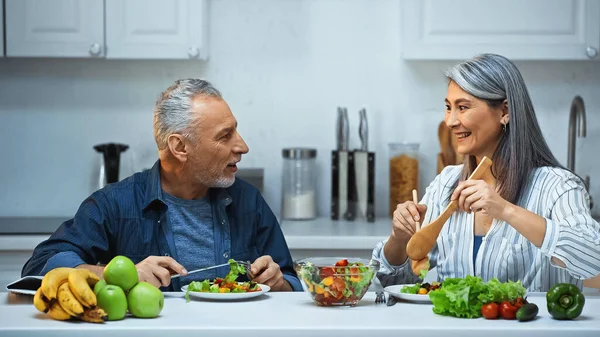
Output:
[567, 96, 593, 209]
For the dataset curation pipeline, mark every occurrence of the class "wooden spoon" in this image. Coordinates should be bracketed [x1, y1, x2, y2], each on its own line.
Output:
[436, 153, 445, 174]
[406, 156, 493, 261]
[449, 131, 463, 164]
[438, 122, 453, 167]
[410, 189, 430, 276]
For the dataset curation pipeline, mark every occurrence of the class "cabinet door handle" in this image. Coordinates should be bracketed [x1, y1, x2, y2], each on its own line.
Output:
[188, 46, 200, 59]
[586, 46, 598, 59]
[89, 43, 102, 57]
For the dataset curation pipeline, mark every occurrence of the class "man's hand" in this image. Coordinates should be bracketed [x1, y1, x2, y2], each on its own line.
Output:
[250, 255, 292, 292]
[136, 256, 187, 288]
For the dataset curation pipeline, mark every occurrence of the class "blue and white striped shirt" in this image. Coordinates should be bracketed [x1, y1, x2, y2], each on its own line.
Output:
[373, 165, 600, 291]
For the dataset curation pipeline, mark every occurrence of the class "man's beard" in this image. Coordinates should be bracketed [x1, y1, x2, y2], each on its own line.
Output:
[194, 171, 235, 188]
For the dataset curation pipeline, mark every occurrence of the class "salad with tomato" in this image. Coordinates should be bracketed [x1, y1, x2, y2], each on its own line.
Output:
[401, 281, 442, 295]
[429, 276, 526, 318]
[298, 258, 375, 306]
[185, 259, 261, 301]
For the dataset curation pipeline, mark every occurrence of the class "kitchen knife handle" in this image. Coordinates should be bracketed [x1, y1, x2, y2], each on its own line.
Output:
[359, 108, 368, 151]
[336, 107, 349, 151]
[342, 108, 349, 151]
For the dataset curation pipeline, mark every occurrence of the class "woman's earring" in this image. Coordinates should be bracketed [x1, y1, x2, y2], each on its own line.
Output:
[502, 123, 507, 132]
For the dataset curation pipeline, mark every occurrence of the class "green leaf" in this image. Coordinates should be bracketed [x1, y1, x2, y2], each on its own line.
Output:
[400, 283, 422, 294]
[429, 276, 526, 318]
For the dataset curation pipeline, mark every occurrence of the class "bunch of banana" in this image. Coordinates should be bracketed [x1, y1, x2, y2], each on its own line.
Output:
[33, 267, 108, 323]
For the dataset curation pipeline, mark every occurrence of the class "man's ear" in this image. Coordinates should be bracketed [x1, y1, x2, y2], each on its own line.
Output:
[167, 134, 188, 162]
[501, 99, 510, 125]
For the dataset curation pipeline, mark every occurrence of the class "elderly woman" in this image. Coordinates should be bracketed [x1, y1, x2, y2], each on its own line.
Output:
[373, 53, 600, 291]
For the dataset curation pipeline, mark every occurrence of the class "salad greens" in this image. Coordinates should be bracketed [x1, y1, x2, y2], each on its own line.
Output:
[400, 283, 422, 294]
[429, 276, 526, 318]
[185, 259, 260, 302]
[419, 262, 430, 280]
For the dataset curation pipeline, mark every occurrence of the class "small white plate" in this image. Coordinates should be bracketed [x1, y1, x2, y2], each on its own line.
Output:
[384, 284, 432, 303]
[181, 283, 270, 301]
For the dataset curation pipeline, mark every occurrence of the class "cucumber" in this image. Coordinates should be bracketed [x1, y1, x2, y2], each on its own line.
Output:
[516, 303, 539, 322]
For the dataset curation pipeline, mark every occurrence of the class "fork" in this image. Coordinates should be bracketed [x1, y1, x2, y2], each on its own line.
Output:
[172, 260, 253, 279]
[375, 291, 386, 304]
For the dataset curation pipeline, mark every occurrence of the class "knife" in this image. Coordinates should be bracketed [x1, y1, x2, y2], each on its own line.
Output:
[338, 107, 349, 151]
[353, 108, 374, 221]
[171, 262, 230, 279]
[359, 108, 368, 151]
[332, 107, 349, 220]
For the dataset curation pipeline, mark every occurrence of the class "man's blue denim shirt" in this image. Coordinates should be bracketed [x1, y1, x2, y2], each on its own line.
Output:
[22, 160, 302, 292]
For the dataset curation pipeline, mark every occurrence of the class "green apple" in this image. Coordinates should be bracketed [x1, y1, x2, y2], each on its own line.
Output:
[97, 284, 128, 321]
[127, 282, 164, 318]
[94, 279, 107, 295]
[103, 255, 139, 291]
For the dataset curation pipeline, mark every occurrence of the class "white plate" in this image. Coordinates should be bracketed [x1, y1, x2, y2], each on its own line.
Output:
[384, 284, 432, 303]
[181, 283, 270, 301]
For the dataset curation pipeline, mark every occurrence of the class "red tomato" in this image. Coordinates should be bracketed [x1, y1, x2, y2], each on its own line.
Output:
[481, 303, 499, 319]
[500, 301, 518, 320]
[330, 278, 346, 293]
[335, 259, 349, 267]
[513, 297, 527, 309]
[320, 267, 335, 279]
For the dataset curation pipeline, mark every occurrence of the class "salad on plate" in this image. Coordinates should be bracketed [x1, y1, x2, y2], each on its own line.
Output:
[184, 259, 261, 301]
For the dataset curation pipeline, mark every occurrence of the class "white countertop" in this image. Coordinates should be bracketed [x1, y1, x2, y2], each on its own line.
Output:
[280, 217, 390, 249]
[0, 217, 390, 251]
[1, 291, 599, 336]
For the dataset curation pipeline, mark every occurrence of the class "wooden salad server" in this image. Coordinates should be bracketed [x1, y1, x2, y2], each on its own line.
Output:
[406, 156, 492, 261]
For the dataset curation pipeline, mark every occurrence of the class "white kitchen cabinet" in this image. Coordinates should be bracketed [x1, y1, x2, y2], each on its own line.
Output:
[401, 0, 600, 60]
[5, 0, 104, 58]
[0, 2, 4, 57]
[105, 0, 208, 60]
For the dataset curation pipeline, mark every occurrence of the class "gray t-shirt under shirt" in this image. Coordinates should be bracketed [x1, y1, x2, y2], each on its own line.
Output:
[162, 191, 215, 285]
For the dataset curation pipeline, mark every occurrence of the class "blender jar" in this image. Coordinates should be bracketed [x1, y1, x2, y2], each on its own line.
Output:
[281, 148, 318, 220]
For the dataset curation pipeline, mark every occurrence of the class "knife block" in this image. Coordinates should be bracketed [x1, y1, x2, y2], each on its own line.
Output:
[331, 150, 349, 220]
[331, 150, 375, 222]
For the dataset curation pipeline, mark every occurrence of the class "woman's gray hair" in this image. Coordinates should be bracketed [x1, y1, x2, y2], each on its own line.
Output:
[153, 79, 222, 149]
[446, 53, 563, 205]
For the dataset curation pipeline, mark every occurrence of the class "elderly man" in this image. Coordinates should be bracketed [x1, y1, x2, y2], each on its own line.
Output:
[22, 79, 301, 292]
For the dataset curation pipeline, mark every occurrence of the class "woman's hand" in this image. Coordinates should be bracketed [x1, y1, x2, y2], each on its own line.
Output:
[451, 179, 509, 220]
[391, 201, 427, 240]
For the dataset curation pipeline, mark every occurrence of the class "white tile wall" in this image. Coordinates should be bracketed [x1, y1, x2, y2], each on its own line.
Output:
[0, 0, 599, 218]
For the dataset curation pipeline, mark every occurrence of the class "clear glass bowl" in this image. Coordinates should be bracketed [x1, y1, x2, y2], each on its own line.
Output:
[294, 257, 380, 306]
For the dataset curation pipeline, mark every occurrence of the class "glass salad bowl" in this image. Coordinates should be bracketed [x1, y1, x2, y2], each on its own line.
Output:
[294, 257, 379, 306]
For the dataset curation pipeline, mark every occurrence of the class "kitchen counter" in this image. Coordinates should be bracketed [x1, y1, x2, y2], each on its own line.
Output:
[0, 217, 389, 251]
[280, 217, 390, 249]
[1, 291, 599, 336]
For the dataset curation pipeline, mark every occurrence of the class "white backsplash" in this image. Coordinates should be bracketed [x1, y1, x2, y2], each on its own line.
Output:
[0, 0, 599, 218]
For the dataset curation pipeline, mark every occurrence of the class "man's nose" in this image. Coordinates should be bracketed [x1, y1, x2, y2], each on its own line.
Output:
[234, 134, 249, 154]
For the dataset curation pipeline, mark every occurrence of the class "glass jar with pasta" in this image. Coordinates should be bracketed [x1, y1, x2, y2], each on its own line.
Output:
[388, 142, 419, 218]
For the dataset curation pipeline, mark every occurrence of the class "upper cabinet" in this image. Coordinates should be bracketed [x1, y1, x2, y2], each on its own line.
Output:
[105, 0, 208, 59]
[0, 1, 4, 57]
[5, 0, 104, 58]
[401, 0, 600, 60]
[4, 0, 208, 59]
